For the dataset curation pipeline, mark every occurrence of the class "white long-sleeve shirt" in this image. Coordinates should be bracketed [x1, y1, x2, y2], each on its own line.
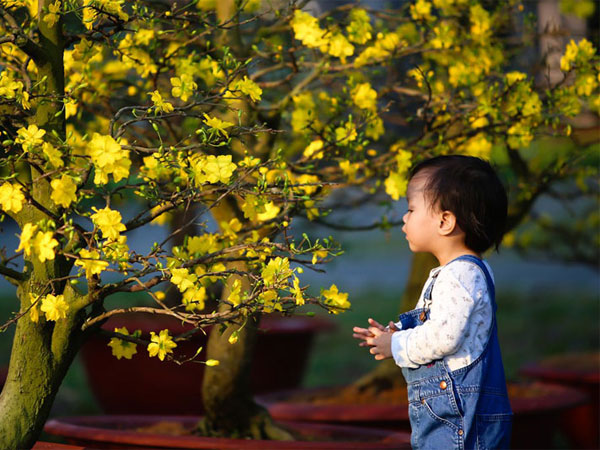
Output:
[391, 259, 494, 372]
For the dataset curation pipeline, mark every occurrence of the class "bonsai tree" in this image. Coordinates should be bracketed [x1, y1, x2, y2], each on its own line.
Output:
[0, 0, 597, 447]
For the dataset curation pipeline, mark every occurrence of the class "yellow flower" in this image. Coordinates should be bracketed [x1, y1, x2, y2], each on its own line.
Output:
[91, 206, 126, 240]
[227, 279, 243, 307]
[88, 133, 131, 185]
[17, 223, 38, 256]
[233, 76, 262, 102]
[15, 125, 45, 152]
[43, 1, 60, 27]
[459, 133, 492, 159]
[322, 284, 350, 313]
[560, 38, 596, 72]
[303, 140, 325, 159]
[202, 114, 234, 139]
[291, 92, 317, 133]
[149, 90, 174, 113]
[365, 115, 384, 140]
[346, 9, 372, 44]
[29, 293, 40, 323]
[33, 231, 58, 263]
[290, 10, 328, 48]
[75, 248, 109, 277]
[261, 257, 291, 285]
[182, 285, 206, 311]
[147, 329, 177, 361]
[385, 171, 408, 200]
[256, 201, 280, 222]
[50, 174, 78, 208]
[170, 74, 197, 102]
[410, 0, 433, 21]
[42, 142, 63, 167]
[82, 6, 97, 30]
[291, 276, 304, 306]
[352, 83, 377, 110]
[326, 33, 354, 63]
[201, 155, 237, 184]
[40, 294, 68, 321]
[205, 359, 219, 366]
[170, 267, 197, 293]
[334, 121, 357, 145]
[470, 4, 491, 42]
[0, 182, 25, 213]
[108, 327, 138, 360]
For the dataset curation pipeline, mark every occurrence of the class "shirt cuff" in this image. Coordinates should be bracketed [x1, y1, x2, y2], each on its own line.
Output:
[391, 330, 419, 369]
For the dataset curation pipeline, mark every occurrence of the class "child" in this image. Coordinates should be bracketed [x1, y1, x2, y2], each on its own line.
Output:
[353, 155, 512, 450]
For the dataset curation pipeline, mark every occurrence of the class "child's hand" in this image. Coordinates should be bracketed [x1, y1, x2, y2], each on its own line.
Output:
[352, 318, 398, 348]
[366, 326, 394, 360]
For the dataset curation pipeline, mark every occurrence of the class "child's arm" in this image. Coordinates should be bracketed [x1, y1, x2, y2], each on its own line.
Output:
[388, 263, 490, 367]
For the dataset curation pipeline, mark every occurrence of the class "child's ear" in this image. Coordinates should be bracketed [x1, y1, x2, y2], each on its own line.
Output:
[438, 210, 457, 236]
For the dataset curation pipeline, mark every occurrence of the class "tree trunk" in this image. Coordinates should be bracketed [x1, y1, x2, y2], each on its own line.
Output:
[0, 291, 82, 449]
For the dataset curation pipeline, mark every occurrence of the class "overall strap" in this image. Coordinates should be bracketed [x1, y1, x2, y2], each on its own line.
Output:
[450, 254, 496, 312]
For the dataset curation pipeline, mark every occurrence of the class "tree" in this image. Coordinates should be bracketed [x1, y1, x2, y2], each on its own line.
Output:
[0, 0, 597, 447]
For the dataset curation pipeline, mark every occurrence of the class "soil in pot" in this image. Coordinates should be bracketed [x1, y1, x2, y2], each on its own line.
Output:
[43, 415, 411, 449]
[258, 380, 589, 449]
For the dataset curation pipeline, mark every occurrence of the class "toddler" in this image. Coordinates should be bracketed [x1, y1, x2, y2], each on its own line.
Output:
[353, 155, 512, 449]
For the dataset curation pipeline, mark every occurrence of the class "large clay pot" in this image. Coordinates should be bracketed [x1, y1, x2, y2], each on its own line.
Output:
[81, 312, 334, 415]
[257, 381, 589, 449]
[43, 415, 411, 449]
[520, 352, 600, 449]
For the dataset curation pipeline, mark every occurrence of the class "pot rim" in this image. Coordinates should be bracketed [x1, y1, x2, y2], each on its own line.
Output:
[43, 415, 410, 449]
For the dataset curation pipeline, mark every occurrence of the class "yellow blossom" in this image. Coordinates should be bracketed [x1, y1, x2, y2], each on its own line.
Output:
[334, 121, 357, 145]
[149, 90, 174, 113]
[256, 201, 280, 222]
[352, 83, 377, 110]
[227, 279, 243, 307]
[205, 359, 219, 366]
[460, 133, 492, 159]
[233, 76, 262, 102]
[91, 206, 126, 240]
[322, 284, 350, 313]
[33, 231, 58, 263]
[29, 293, 40, 323]
[170, 267, 197, 292]
[108, 327, 138, 360]
[291, 276, 304, 306]
[15, 125, 45, 152]
[303, 140, 325, 159]
[385, 172, 408, 200]
[75, 248, 109, 277]
[170, 74, 197, 102]
[17, 223, 38, 256]
[147, 329, 177, 361]
[88, 133, 131, 185]
[326, 33, 354, 63]
[262, 257, 291, 285]
[346, 9, 372, 44]
[290, 10, 328, 48]
[0, 182, 25, 213]
[182, 285, 206, 311]
[202, 114, 234, 139]
[42, 142, 63, 167]
[201, 155, 237, 184]
[40, 294, 68, 321]
[43, 1, 60, 27]
[82, 6, 97, 30]
[50, 174, 78, 208]
[410, 0, 433, 21]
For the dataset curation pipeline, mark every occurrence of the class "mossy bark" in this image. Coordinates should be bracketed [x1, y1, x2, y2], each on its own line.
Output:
[0, 289, 83, 449]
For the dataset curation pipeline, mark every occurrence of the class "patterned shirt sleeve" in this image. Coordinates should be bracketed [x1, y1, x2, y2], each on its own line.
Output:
[391, 261, 491, 368]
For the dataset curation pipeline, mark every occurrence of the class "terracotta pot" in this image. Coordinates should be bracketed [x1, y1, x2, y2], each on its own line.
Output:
[81, 313, 334, 415]
[43, 415, 411, 449]
[257, 381, 589, 449]
[520, 352, 600, 449]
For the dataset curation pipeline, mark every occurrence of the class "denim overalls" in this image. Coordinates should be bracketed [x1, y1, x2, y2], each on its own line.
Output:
[398, 255, 512, 450]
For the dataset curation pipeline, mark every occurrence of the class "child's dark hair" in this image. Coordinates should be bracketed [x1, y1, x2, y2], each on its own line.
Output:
[410, 155, 508, 253]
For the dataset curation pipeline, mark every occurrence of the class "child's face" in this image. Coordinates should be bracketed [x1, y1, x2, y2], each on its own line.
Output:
[402, 173, 441, 254]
